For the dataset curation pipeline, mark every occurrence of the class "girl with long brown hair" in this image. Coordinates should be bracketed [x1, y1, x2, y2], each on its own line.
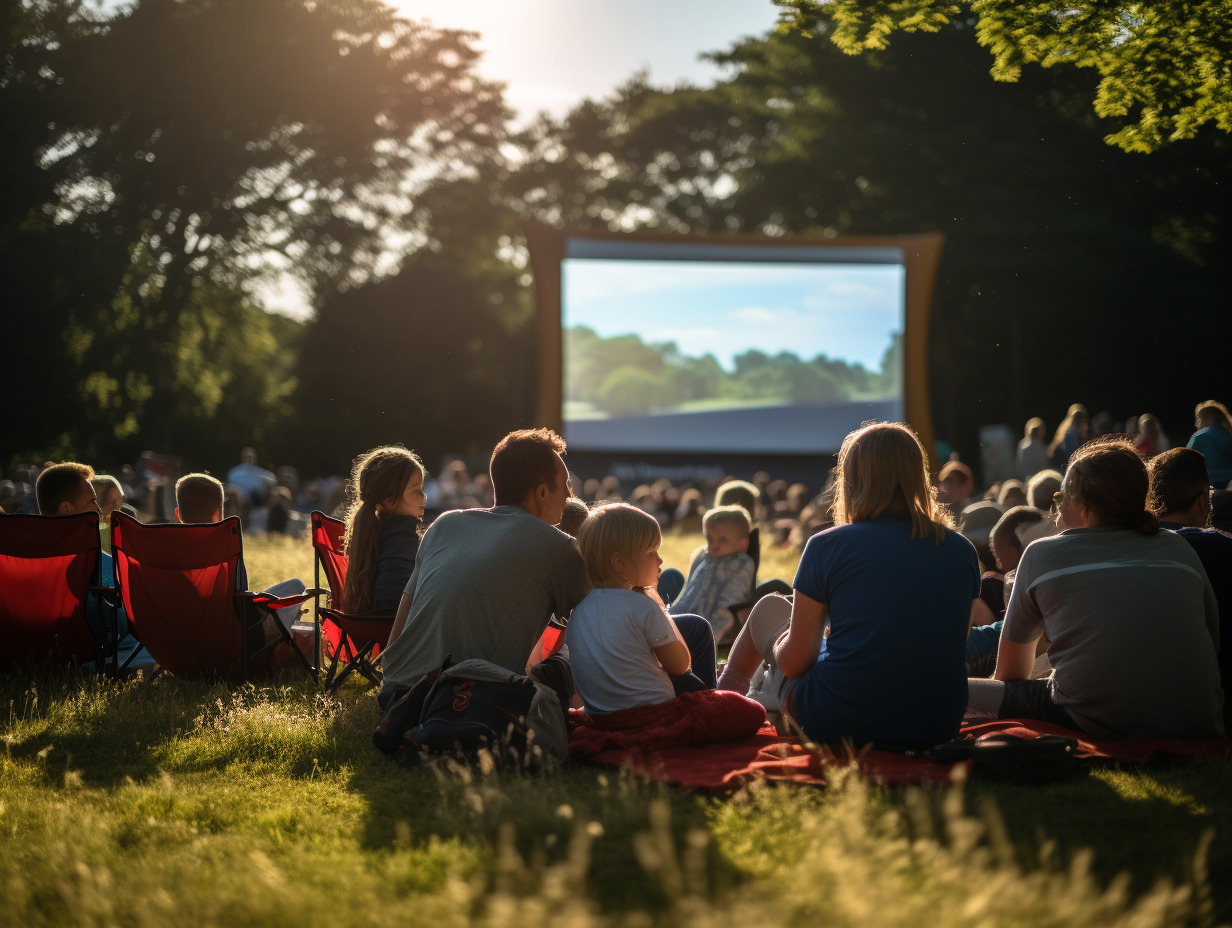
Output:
[718, 422, 980, 747]
[342, 446, 427, 614]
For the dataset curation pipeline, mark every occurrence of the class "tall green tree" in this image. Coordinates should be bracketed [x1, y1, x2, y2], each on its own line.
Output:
[3, 0, 507, 463]
[778, 1, 1232, 152]
[508, 21, 1231, 461]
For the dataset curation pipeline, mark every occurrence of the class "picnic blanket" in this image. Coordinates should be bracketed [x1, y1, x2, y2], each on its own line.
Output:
[569, 712, 1232, 792]
[961, 718, 1232, 763]
[568, 689, 767, 754]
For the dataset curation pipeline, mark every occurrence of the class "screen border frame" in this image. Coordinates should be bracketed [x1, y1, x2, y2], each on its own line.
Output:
[525, 222, 944, 467]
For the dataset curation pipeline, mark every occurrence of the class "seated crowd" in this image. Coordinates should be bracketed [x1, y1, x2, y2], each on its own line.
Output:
[6, 397, 1232, 750]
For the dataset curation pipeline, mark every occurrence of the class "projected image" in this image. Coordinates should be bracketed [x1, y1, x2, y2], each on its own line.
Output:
[562, 255, 905, 454]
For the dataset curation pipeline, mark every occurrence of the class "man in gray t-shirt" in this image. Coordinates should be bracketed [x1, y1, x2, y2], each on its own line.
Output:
[379, 429, 588, 701]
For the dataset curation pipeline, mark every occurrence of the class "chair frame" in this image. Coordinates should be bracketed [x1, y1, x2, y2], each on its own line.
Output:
[310, 510, 395, 692]
[111, 512, 323, 681]
[0, 511, 113, 672]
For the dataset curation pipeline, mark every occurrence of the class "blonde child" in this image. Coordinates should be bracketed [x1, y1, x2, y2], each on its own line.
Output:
[567, 503, 716, 715]
[342, 446, 427, 614]
[669, 504, 755, 642]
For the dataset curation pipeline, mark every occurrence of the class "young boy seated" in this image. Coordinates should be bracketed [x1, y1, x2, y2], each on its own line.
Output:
[35, 462, 157, 671]
[669, 504, 756, 643]
[175, 473, 307, 637]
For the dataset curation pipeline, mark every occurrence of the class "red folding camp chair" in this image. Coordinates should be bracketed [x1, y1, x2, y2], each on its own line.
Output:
[0, 512, 109, 670]
[310, 510, 395, 691]
[110, 512, 322, 681]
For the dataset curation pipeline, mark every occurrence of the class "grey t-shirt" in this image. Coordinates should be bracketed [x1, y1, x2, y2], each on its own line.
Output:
[1003, 526, 1223, 739]
[379, 505, 589, 691]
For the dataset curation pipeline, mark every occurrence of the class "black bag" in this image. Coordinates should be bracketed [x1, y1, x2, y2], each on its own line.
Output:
[924, 733, 1080, 781]
[373, 658, 569, 768]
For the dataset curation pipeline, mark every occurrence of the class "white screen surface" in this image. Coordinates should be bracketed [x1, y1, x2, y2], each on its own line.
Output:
[561, 240, 906, 454]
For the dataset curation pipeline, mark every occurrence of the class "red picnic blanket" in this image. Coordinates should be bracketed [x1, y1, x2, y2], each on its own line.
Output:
[568, 710, 1232, 792]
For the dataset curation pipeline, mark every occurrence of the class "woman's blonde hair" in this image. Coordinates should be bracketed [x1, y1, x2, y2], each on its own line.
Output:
[577, 502, 661, 589]
[832, 422, 951, 545]
[1048, 403, 1089, 458]
[343, 445, 426, 613]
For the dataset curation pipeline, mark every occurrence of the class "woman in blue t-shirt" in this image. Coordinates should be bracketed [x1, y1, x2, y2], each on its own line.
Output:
[718, 422, 980, 747]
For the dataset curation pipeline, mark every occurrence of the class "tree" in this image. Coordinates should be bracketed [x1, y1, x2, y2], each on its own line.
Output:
[509, 21, 1232, 462]
[290, 235, 529, 475]
[777, 1, 1232, 152]
[3, 0, 507, 462]
[596, 368, 667, 417]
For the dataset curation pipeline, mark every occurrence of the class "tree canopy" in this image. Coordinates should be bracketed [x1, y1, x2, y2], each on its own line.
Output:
[3, 0, 507, 469]
[565, 327, 890, 418]
[777, 1, 1232, 152]
[508, 20, 1231, 458]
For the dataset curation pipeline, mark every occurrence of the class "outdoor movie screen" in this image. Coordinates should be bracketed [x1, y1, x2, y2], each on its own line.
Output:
[561, 238, 906, 455]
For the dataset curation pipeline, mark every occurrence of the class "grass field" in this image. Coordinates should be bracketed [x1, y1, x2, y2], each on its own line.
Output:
[2, 533, 1230, 927]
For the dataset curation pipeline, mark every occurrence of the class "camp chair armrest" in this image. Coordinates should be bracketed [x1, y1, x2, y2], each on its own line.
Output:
[237, 587, 329, 610]
[319, 606, 397, 623]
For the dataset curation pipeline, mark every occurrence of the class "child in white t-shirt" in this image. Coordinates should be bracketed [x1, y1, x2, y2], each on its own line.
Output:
[567, 503, 705, 714]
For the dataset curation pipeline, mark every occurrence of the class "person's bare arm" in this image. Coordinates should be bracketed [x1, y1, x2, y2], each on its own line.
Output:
[773, 589, 828, 678]
[992, 636, 1038, 681]
[969, 596, 996, 631]
[638, 585, 692, 675]
[653, 640, 691, 675]
[386, 591, 412, 648]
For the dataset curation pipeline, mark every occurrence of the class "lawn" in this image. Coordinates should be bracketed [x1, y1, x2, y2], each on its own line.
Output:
[1, 533, 1228, 927]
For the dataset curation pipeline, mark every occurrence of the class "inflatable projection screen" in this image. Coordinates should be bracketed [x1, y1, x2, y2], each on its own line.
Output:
[526, 224, 944, 464]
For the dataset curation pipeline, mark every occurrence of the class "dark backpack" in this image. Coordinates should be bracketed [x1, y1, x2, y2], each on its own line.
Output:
[374, 658, 569, 768]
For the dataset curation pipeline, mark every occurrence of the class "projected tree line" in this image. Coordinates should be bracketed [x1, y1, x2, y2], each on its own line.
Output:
[566, 326, 901, 418]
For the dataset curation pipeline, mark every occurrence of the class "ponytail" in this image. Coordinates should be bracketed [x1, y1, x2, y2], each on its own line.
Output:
[1132, 509, 1160, 535]
[343, 499, 382, 613]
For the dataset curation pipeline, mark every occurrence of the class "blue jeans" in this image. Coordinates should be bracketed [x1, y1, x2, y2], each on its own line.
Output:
[670, 613, 717, 691]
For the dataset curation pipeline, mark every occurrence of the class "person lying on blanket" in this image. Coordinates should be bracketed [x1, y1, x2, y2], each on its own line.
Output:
[966, 438, 1224, 739]
[568, 503, 718, 714]
[717, 422, 981, 748]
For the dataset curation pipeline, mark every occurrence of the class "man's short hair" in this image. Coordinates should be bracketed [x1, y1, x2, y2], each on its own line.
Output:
[702, 504, 752, 537]
[92, 474, 122, 500]
[990, 505, 1048, 558]
[1148, 447, 1210, 517]
[1026, 469, 1063, 510]
[35, 462, 95, 515]
[557, 497, 590, 539]
[489, 428, 566, 506]
[176, 473, 225, 523]
[715, 479, 759, 515]
[938, 461, 973, 485]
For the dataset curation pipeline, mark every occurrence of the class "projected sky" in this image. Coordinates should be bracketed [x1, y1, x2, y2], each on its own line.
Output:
[562, 259, 904, 372]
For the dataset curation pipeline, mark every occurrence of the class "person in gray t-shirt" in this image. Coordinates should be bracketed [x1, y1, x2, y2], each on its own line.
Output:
[378, 429, 589, 704]
[968, 438, 1224, 739]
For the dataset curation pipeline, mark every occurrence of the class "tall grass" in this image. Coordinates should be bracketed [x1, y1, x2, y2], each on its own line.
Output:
[3, 534, 1224, 927]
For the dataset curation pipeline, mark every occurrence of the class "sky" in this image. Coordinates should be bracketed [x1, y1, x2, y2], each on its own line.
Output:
[389, 0, 781, 125]
[259, 0, 783, 319]
[563, 259, 905, 372]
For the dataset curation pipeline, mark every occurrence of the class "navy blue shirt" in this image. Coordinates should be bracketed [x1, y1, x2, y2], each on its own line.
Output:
[1163, 523, 1232, 729]
[789, 515, 980, 746]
